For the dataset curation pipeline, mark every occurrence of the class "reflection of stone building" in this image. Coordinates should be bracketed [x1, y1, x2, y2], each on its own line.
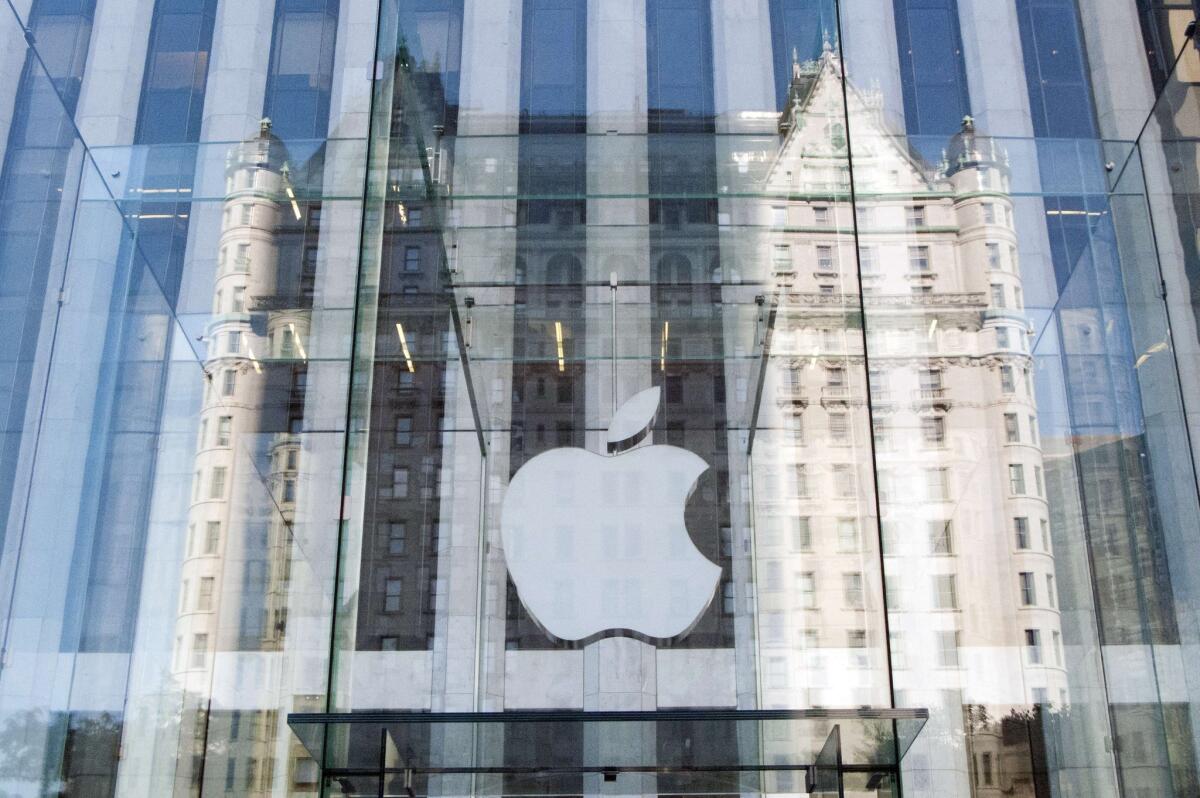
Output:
[753, 45, 1065, 775]
[172, 120, 307, 793]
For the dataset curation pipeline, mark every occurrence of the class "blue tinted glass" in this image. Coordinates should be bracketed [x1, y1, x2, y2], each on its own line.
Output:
[1016, 0, 1098, 139]
[263, 0, 340, 140]
[893, 0, 971, 137]
[769, 0, 838, 110]
[647, 0, 715, 131]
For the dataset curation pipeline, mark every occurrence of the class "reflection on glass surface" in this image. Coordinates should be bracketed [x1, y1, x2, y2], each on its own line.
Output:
[1, 0, 1200, 795]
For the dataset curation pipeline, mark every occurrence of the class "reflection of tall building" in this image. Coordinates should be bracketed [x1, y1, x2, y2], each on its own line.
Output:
[172, 120, 306, 793]
[754, 45, 1065, 767]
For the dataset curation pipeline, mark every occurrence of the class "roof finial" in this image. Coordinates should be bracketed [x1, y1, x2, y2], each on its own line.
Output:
[259, 117, 272, 137]
[792, 47, 801, 79]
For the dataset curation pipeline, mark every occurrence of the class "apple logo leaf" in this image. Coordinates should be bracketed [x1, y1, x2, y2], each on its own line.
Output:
[606, 386, 661, 453]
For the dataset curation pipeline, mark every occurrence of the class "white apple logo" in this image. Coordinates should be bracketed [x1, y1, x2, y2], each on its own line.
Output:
[500, 386, 722, 643]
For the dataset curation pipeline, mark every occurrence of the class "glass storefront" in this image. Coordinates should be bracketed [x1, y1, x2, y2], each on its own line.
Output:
[1, 0, 1199, 795]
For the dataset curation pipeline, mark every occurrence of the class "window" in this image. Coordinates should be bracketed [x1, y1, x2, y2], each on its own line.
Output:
[209, 467, 226, 499]
[392, 467, 409, 498]
[908, 245, 930, 272]
[990, 283, 1006, 308]
[191, 633, 208, 668]
[204, 522, 220, 554]
[1009, 464, 1026, 494]
[1025, 628, 1043, 664]
[771, 206, 787, 226]
[235, 243, 250, 270]
[404, 246, 421, 272]
[1052, 630, 1063, 666]
[221, 369, 236, 397]
[1035, 465, 1044, 497]
[793, 464, 809, 498]
[1029, 415, 1039, 445]
[814, 206, 829, 225]
[996, 326, 1010, 348]
[921, 416, 946, 446]
[282, 478, 296, 503]
[394, 416, 413, 446]
[1019, 572, 1036, 606]
[384, 578, 403, 612]
[380, 636, 399, 651]
[1015, 517, 1030, 549]
[929, 520, 953, 554]
[231, 286, 246, 313]
[197, 577, 214, 611]
[987, 241, 1001, 270]
[772, 243, 790, 268]
[1040, 519, 1051, 551]
[933, 574, 958, 609]
[829, 412, 848, 442]
[834, 464, 855, 497]
[377, 522, 403, 557]
[982, 203, 996, 224]
[837, 518, 859, 552]
[843, 572, 864, 609]
[926, 468, 950, 501]
[798, 572, 816, 608]
[1000, 365, 1016, 393]
[1004, 413, 1020, 443]
[981, 752, 994, 786]
[826, 367, 845, 387]
[216, 416, 232, 447]
[816, 245, 834, 272]
[792, 517, 812, 552]
[848, 629, 867, 668]
[722, 581, 735, 615]
[859, 246, 877, 274]
[936, 630, 960, 667]
[226, 331, 241, 355]
[239, 204, 252, 225]
[906, 205, 926, 227]
[1046, 575, 1057, 608]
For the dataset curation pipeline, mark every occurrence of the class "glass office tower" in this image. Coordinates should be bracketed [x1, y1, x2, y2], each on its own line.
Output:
[1, 0, 1200, 795]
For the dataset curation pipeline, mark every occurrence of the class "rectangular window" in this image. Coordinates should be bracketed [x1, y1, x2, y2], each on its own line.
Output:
[1019, 572, 1036, 606]
[197, 577, 215, 611]
[393, 467, 409, 498]
[404, 246, 421, 272]
[1015, 517, 1030, 549]
[813, 206, 829, 225]
[929, 520, 953, 554]
[792, 517, 812, 552]
[833, 464, 855, 497]
[236, 243, 250, 270]
[191, 633, 208, 668]
[922, 416, 946, 445]
[1004, 413, 1020, 443]
[226, 331, 241, 354]
[837, 518, 859, 552]
[907, 205, 926, 227]
[990, 283, 1006, 308]
[388, 522, 407, 555]
[209, 467, 226, 499]
[936, 630, 960, 667]
[981, 752, 994, 785]
[1046, 575, 1057, 608]
[205, 522, 220, 554]
[1025, 628, 1043, 664]
[926, 468, 950, 501]
[221, 369, 236, 397]
[859, 246, 877, 274]
[216, 416, 232, 447]
[394, 416, 413, 446]
[1000, 365, 1016, 393]
[794, 464, 809, 498]
[239, 205, 252, 225]
[934, 574, 958, 609]
[1009, 464, 1026, 494]
[231, 286, 246, 313]
[771, 206, 787, 226]
[829, 412, 848, 442]
[908, 245, 930, 272]
[1040, 519, 1051, 551]
[772, 243, 790, 267]
[1035, 465, 1044, 497]
[987, 241, 1001, 269]
[1053, 630, 1063, 666]
[1029, 415, 1039, 445]
[798, 572, 816, 609]
[983, 203, 996, 224]
[384, 578, 403, 612]
[816, 245, 834, 272]
[843, 572, 864, 609]
[996, 326, 1010, 348]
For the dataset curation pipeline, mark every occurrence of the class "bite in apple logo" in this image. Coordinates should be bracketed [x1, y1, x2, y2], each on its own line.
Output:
[500, 386, 722, 643]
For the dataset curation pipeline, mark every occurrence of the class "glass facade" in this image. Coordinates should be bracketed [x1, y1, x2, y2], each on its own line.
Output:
[1, 1, 1199, 796]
